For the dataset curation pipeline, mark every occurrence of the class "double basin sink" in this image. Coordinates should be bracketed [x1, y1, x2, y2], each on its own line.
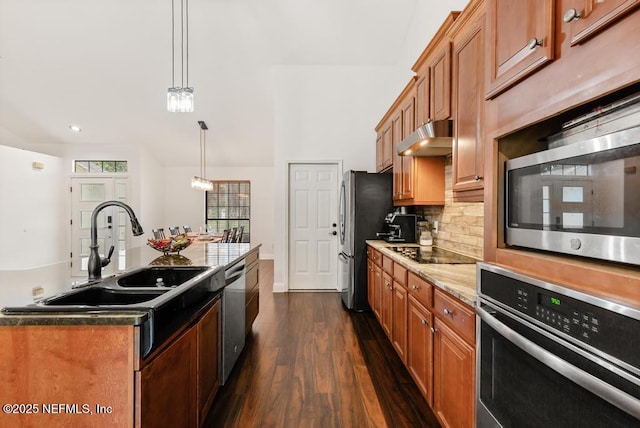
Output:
[3, 266, 225, 356]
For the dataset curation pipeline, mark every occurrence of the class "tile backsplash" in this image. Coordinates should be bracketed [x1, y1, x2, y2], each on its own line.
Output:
[414, 159, 484, 259]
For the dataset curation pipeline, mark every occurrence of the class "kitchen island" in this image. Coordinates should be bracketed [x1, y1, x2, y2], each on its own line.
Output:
[0, 241, 260, 428]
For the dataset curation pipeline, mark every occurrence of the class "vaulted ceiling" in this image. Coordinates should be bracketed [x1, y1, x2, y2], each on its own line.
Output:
[0, 0, 455, 167]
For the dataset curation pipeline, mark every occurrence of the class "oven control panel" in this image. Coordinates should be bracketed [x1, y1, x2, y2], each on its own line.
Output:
[480, 268, 640, 369]
[517, 287, 600, 341]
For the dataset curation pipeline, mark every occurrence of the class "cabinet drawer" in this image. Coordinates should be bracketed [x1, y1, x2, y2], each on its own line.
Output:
[407, 272, 433, 308]
[246, 263, 259, 291]
[245, 250, 259, 267]
[368, 247, 382, 265]
[382, 255, 393, 274]
[393, 263, 407, 285]
[433, 289, 475, 344]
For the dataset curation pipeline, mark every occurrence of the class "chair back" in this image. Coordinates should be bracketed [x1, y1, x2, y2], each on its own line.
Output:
[235, 226, 244, 243]
[168, 226, 180, 236]
[227, 227, 237, 243]
[152, 228, 165, 239]
[221, 229, 231, 242]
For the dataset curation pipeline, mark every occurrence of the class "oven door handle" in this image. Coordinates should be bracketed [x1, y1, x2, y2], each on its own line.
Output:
[477, 305, 640, 419]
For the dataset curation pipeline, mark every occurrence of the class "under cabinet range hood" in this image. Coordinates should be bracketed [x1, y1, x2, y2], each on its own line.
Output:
[396, 119, 453, 156]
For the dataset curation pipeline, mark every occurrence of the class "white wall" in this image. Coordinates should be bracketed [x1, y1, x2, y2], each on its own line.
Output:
[0, 145, 67, 269]
[163, 166, 275, 260]
[271, 65, 408, 291]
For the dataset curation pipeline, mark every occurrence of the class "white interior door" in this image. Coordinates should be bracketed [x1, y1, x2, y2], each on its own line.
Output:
[70, 177, 130, 277]
[288, 163, 339, 291]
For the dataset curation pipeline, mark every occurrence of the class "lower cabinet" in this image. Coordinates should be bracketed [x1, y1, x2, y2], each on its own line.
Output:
[433, 318, 475, 428]
[197, 300, 221, 425]
[381, 272, 394, 338]
[137, 298, 221, 428]
[407, 295, 434, 405]
[366, 245, 476, 428]
[391, 281, 408, 364]
[138, 326, 198, 428]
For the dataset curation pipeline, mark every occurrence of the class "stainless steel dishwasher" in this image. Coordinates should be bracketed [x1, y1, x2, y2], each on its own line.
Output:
[221, 259, 246, 385]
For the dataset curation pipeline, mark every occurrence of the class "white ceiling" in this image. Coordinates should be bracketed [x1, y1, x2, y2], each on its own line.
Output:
[0, 0, 429, 167]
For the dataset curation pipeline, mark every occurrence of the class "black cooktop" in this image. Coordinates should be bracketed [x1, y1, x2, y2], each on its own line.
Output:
[390, 246, 478, 264]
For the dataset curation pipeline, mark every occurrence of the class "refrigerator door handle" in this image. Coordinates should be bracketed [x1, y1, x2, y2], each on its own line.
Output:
[338, 252, 350, 262]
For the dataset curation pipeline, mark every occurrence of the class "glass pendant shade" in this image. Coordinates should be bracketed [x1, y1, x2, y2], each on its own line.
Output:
[167, 87, 194, 113]
[191, 176, 213, 191]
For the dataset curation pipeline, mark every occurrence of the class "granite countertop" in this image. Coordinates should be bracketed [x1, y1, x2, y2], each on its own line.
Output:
[0, 241, 260, 326]
[367, 240, 478, 307]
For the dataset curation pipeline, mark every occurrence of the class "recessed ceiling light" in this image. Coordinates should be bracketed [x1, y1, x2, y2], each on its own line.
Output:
[69, 125, 82, 133]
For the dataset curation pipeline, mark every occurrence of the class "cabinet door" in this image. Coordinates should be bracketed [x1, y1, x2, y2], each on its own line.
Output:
[433, 318, 475, 428]
[367, 259, 375, 311]
[392, 282, 408, 364]
[375, 132, 383, 172]
[381, 271, 394, 338]
[452, 9, 485, 201]
[392, 111, 404, 201]
[401, 97, 416, 200]
[139, 326, 198, 428]
[382, 122, 393, 170]
[407, 295, 434, 405]
[430, 43, 453, 120]
[415, 72, 430, 127]
[485, 0, 555, 98]
[373, 263, 383, 321]
[564, 0, 640, 45]
[197, 300, 221, 426]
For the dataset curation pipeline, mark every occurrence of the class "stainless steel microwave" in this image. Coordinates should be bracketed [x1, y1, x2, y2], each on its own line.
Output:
[506, 93, 640, 266]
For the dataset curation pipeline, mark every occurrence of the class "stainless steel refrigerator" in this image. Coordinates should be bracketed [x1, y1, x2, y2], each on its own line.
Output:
[338, 170, 393, 311]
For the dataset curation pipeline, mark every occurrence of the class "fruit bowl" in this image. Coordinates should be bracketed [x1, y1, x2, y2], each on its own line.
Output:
[147, 235, 193, 255]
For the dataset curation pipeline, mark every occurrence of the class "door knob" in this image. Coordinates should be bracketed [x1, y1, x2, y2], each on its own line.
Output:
[329, 231, 337, 236]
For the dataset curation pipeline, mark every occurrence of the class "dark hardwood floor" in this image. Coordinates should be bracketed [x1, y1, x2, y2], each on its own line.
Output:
[205, 260, 440, 428]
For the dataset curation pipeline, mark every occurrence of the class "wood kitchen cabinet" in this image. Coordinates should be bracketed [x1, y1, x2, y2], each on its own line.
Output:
[381, 270, 394, 338]
[432, 289, 476, 428]
[564, 0, 640, 45]
[391, 263, 408, 364]
[407, 295, 434, 405]
[197, 299, 221, 425]
[451, 0, 486, 202]
[375, 121, 393, 172]
[413, 12, 460, 127]
[138, 325, 198, 428]
[368, 248, 383, 320]
[485, 0, 555, 99]
[139, 297, 221, 428]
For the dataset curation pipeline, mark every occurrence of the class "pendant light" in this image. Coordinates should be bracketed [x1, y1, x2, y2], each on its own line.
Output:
[167, 0, 194, 112]
[191, 121, 213, 190]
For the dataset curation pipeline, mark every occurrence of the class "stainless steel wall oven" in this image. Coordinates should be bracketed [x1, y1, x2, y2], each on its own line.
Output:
[476, 262, 640, 427]
[505, 92, 640, 266]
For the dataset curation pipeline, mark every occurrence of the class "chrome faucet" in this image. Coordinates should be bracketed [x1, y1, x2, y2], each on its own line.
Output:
[87, 201, 144, 281]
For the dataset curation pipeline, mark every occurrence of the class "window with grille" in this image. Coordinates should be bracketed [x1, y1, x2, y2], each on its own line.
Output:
[205, 181, 250, 242]
[74, 160, 128, 173]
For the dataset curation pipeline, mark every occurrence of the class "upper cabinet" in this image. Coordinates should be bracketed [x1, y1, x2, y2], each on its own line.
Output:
[485, 0, 554, 99]
[375, 120, 393, 172]
[413, 12, 460, 127]
[564, 0, 639, 45]
[485, 0, 639, 100]
[451, 0, 486, 202]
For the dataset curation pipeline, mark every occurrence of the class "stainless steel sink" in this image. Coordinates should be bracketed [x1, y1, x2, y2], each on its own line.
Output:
[41, 287, 168, 306]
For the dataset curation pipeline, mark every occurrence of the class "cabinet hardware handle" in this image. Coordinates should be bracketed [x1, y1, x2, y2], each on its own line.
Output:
[443, 308, 453, 316]
[563, 8, 582, 23]
[474, 175, 483, 181]
[412, 285, 418, 290]
[528, 37, 542, 49]
[421, 319, 428, 325]
[430, 327, 436, 334]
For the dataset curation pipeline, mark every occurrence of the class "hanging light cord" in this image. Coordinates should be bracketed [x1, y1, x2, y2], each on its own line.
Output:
[171, 0, 175, 88]
[185, 0, 189, 88]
